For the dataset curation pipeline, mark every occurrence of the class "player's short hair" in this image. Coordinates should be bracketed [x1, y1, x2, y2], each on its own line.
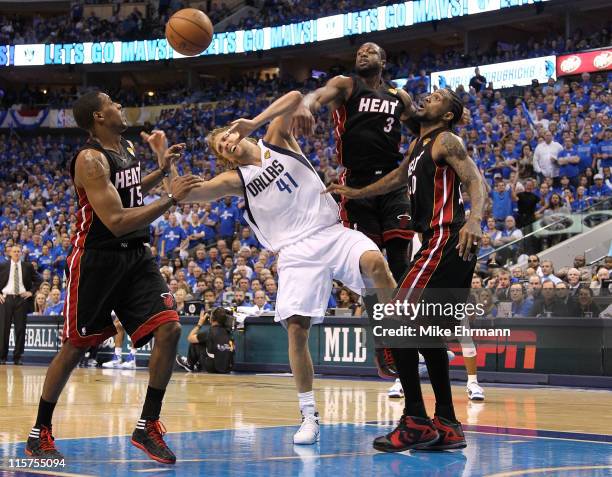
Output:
[206, 125, 257, 169]
[73, 91, 103, 131]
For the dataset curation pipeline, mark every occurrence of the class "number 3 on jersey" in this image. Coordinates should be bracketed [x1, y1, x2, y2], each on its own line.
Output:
[384, 117, 394, 133]
[276, 172, 299, 194]
[407, 174, 417, 195]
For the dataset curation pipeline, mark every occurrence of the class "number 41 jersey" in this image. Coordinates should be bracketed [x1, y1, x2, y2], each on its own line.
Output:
[237, 140, 340, 251]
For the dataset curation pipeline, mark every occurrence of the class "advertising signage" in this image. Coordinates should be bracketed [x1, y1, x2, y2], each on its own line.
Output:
[0, 0, 550, 67]
[557, 49, 612, 76]
[430, 56, 556, 91]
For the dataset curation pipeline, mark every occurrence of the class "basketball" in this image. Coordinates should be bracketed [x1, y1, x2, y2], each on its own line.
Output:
[165, 8, 213, 56]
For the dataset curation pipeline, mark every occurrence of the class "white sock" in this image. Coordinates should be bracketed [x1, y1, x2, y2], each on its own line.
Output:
[467, 374, 478, 385]
[130, 348, 137, 355]
[114, 347, 122, 357]
[298, 391, 316, 417]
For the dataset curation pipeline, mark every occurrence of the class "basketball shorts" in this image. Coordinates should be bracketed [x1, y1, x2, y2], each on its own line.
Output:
[339, 186, 413, 245]
[63, 245, 179, 349]
[394, 226, 476, 347]
[275, 224, 379, 324]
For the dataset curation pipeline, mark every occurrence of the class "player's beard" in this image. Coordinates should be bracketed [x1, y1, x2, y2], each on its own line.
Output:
[356, 63, 381, 79]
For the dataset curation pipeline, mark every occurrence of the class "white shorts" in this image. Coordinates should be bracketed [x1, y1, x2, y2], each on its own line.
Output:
[275, 224, 379, 324]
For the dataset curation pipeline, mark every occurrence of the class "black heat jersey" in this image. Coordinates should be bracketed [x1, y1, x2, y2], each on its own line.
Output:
[333, 76, 404, 186]
[69, 138, 148, 249]
[406, 128, 466, 234]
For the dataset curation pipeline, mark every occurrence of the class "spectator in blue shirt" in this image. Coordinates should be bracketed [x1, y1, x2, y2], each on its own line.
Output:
[557, 139, 581, 186]
[160, 214, 187, 258]
[239, 226, 259, 248]
[217, 197, 240, 241]
[576, 131, 597, 172]
[569, 186, 592, 212]
[44, 288, 64, 316]
[509, 283, 533, 317]
[199, 205, 218, 245]
[589, 173, 612, 200]
[491, 177, 514, 226]
[598, 129, 612, 169]
[37, 244, 53, 273]
[187, 214, 208, 250]
[51, 236, 72, 276]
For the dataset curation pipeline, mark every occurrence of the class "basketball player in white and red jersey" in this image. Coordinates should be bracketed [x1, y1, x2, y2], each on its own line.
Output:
[183, 89, 397, 445]
[293, 42, 416, 282]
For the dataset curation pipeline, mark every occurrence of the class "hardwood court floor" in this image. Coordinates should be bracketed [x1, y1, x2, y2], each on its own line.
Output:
[1, 366, 611, 476]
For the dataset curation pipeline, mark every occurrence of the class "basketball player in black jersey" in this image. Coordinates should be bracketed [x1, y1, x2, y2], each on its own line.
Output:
[293, 42, 415, 281]
[25, 91, 201, 463]
[327, 88, 486, 452]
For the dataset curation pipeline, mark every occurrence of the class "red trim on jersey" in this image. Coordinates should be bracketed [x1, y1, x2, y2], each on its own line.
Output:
[338, 170, 351, 228]
[62, 247, 116, 348]
[383, 229, 415, 241]
[333, 105, 347, 167]
[73, 187, 93, 249]
[395, 166, 454, 301]
[130, 310, 180, 347]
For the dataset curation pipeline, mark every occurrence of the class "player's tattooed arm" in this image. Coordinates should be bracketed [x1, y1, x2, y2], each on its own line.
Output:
[293, 75, 353, 136]
[184, 170, 244, 203]
[75, 149, 202, 237]
[435, 131, 485, 260]
[324, 156, 410, 199]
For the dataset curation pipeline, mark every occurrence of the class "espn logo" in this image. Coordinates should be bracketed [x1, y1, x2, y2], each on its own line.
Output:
[450, 330, 537, 370]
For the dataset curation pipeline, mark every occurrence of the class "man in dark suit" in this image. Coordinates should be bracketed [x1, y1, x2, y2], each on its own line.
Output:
[0, 245, 43, 364]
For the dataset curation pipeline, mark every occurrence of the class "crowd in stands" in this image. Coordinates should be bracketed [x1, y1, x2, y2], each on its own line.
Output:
[1, 42, 611, 318]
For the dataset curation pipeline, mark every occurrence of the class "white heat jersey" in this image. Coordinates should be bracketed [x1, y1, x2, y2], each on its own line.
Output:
[237, 139, 340, 251]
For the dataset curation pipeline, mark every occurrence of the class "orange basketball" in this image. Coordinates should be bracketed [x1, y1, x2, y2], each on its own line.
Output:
[166, 8, 213, 56]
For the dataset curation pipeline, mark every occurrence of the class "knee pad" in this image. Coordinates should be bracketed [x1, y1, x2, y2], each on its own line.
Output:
[461, 342, 477, 358]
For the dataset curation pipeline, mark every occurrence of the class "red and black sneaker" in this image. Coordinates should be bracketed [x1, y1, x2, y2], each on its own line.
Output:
[419, 415, 467, 451]
[25, 425, 64, 459]
[373, 415, 440, 453]
[131, 419, 176, 464]
[375, 348, 397, 379]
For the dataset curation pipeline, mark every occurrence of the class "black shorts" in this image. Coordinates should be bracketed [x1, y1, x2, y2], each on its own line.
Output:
[63, 245, 179, 349]
[339, 187, 413, 245]
[394, 227, 476, 347]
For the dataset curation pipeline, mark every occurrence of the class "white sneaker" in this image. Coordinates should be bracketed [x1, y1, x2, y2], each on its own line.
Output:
[467, 381, 485, 401]
[121, 354, 136, 369]
[293, 413, 320, 445]
[387, 378, 404, 398]
[102, 355, 122, 369]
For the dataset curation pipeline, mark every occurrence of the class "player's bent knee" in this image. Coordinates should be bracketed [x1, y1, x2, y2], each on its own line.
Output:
[461, 343, 477, 358]
[155, 321, 182, 344]
[360, 250, 388, 278]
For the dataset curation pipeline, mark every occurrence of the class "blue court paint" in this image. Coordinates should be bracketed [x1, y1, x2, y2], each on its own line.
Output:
[1, 424, 611, 477]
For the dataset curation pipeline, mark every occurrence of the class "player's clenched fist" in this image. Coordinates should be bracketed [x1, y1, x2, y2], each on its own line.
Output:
[170, 175, 203, 201]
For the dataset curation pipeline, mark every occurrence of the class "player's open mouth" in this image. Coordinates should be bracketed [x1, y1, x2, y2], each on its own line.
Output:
[230, 145, 237, 153]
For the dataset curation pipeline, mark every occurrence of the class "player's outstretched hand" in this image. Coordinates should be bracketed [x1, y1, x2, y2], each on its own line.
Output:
[323, 183, 363, 199]
[141, 130, 168, 157]
[224, 118, 257, 146]
[291, 103, 315, 137]
[160, 143, 186, 170]
[169, 175, 203, 201]
[457, 219, 482, 261]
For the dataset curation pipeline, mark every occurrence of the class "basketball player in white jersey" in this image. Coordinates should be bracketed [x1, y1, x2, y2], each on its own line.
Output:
[184, 90, 397, 445]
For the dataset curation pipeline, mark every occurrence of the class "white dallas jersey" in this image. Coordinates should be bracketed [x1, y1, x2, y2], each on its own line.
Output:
[237, 139, 340, 251]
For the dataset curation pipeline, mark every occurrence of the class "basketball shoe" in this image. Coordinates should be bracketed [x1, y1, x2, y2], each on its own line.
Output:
[131, 419, 176, 464]
[466, 381, 485, 401]
[102, 354, 122, 368]
[375, 348, 397, 379]
[387, 379, 404, 398]
[121, 353, 136, 369]
[25, 426, 64, 459]
[419, 416, 467, 451]
[373, 415, 439, 452]
[293, 412, 319, 445]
